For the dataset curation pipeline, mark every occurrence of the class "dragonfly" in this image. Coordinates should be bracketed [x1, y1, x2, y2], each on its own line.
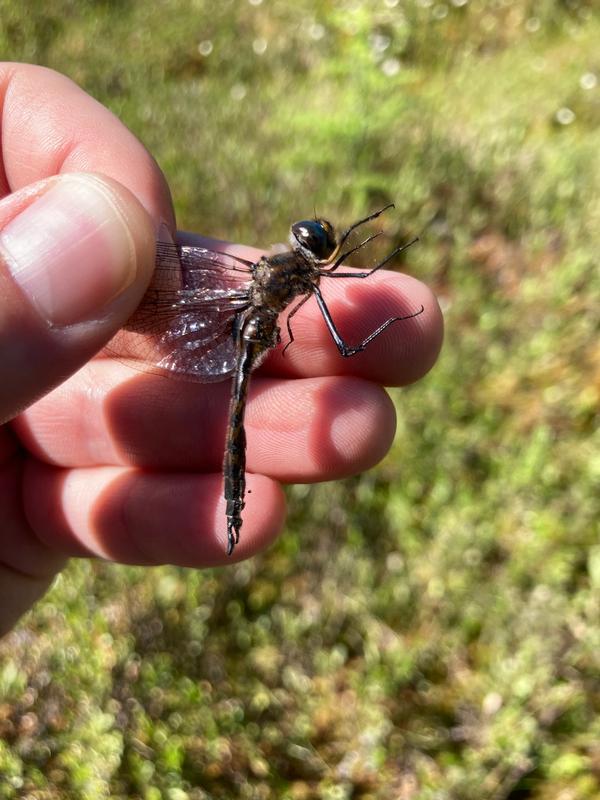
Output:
[110, 203, 424, 555]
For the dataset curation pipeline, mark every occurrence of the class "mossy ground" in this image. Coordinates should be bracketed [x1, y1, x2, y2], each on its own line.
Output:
[0, 1, 599, 798]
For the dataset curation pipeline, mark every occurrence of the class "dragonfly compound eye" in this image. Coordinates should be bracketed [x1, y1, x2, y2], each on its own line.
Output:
[291, 219, 337, 261]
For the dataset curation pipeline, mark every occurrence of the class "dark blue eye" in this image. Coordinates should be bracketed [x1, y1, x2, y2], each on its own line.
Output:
[291, 219, 337, 261]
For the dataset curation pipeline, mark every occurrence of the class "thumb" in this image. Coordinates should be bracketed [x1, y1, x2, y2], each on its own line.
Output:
[0, 173, 156, 424]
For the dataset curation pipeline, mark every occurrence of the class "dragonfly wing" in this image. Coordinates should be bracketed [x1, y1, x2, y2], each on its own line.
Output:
[104, 242, 254, 382]
[153, 242, 253, 291]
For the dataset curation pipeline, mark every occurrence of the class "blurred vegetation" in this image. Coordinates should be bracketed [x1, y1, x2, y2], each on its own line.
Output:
[1, 0, 599, 798]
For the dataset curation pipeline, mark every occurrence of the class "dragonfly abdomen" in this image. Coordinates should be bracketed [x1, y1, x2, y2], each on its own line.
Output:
[223, 308, 279, 554]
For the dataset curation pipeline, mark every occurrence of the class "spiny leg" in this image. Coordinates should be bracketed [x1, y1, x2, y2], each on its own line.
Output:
[321, 232, 383, 274]
[282, 294, 311, 356]
[336, 203, 395, 252]
[320, 237, 419, 280]
[312, 284, 424, 357]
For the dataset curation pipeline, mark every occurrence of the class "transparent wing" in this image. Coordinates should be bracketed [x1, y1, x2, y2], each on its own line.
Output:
[105, 242, 254, 382]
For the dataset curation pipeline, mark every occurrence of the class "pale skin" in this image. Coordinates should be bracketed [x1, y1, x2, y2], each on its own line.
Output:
[0, 63, 444, 636]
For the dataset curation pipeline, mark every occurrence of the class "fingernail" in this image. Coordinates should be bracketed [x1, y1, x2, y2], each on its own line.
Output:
[0, 174, 137, 326]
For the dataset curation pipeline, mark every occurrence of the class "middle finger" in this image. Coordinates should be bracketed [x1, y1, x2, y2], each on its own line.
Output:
[14, 360, 397, 482]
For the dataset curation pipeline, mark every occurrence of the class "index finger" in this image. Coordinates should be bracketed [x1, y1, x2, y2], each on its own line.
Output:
[0, 62, 174, 227]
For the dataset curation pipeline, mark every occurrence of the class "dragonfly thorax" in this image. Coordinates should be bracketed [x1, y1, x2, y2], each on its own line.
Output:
[250, 251, 319, 312]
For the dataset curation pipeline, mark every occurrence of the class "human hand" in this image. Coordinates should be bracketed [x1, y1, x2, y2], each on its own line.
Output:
[0, 63, 443, 636]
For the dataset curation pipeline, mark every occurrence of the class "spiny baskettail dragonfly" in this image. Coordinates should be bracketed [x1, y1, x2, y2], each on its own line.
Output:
[110, 204, 424, 555]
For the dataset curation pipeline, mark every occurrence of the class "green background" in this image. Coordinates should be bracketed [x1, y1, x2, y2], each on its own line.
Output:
[1, 1, 599, 798]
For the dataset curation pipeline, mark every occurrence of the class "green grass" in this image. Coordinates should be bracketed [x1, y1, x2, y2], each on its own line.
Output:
[1, 1, 599, 798]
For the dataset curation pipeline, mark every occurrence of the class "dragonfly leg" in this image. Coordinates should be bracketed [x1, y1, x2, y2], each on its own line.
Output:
[321, 232, 383, 274]
[312, 284, 424, 357]
[320, 237, 419, 280]
[282, 294, 311, 355]
[336, 203, 394, 252]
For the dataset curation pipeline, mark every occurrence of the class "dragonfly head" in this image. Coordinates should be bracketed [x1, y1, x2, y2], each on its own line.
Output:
[290, 219, 337, 262]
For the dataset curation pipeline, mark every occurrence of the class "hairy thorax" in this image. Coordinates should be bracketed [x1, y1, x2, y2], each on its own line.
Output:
[250, 251, 320, 312]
